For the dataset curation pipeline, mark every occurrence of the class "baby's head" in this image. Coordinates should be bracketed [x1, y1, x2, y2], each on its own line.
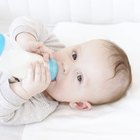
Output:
[47, 39, 132, 110]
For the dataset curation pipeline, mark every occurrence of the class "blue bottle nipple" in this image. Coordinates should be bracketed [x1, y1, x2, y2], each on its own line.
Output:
[48, 58, 58, 81]
[0, 34, 5, 55]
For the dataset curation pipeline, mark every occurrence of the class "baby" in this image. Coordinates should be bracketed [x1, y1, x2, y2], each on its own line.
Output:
[0, 17, 132, 125]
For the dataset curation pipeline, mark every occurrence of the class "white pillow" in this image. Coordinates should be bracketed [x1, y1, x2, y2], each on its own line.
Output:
[53, 22, 140, 98]
[22, 22, 140, 140]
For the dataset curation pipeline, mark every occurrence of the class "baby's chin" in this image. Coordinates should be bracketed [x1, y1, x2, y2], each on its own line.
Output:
[47, 79, 60, 93]
[49, 80, 57, 88]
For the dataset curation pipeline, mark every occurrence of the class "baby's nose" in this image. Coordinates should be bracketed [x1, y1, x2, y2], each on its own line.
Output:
[62, 62, 71, 74]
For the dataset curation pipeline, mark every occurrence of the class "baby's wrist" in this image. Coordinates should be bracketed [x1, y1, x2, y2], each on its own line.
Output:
[10, 82, 31, 100]
[16, 32, 37, 43]
[20, 81, 35, 99]
[16, 32, 37, 50]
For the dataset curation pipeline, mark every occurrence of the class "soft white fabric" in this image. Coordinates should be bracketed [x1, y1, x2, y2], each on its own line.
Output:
[1, 0, 140, 26]
[0, 1, 140, 139]
[22, 22, 140, 140]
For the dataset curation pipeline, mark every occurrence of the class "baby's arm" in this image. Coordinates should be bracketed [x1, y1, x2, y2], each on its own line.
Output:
[9, 16, 65, 53]
[0, 67, 58, 125]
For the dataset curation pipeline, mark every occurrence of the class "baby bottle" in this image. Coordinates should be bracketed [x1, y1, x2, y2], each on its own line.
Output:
[0, 33, 58, 81]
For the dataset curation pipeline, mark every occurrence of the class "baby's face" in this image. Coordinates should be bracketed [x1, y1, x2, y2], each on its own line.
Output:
[47, 40, 113, 104]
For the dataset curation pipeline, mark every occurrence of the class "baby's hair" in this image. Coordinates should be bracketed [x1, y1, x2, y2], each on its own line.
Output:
[96, 39, 132, 104]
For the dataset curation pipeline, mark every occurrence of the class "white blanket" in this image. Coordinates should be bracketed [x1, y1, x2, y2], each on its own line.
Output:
[21, 22, 140, 140]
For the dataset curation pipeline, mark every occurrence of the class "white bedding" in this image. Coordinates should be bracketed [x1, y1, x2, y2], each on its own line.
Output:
[21, 22, 140, 140]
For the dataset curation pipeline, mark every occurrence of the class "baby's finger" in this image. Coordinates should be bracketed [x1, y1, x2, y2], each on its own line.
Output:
[45, 65, 51, 85]
[48, 49, 54, 59]
[26, 41, 41, 53]
[40, 46, 54, 58]
[40, 63, 46, 82]
[34, 62, 41, 82]
[26, 63, 34, 81]
[42, 53, 49, 62]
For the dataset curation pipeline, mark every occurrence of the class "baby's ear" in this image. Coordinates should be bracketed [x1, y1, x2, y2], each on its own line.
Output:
[69, 101, 92, 110]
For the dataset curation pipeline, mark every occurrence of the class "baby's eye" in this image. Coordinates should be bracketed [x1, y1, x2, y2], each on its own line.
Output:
[72, 51, 77, 60]
[77, 74, 82, 83]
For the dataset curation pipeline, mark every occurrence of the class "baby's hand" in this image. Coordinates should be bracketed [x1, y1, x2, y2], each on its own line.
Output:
[21, 62, 51, 99]
[16, 32, 54, 60]
[21, 41, 54, 60]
